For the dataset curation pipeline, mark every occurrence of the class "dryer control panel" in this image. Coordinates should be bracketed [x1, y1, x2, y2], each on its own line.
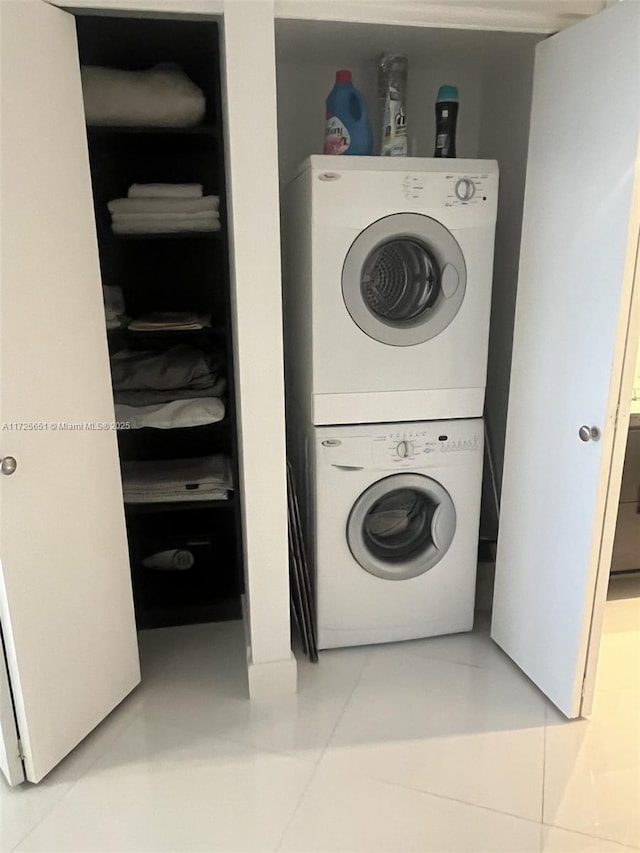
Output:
[400, 172, 494, 208]
[444, 173, 493, 208]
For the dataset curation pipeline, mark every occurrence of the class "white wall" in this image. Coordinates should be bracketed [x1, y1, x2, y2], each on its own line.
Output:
[477, 34, 540, 519]
[275, 20, 486, 185]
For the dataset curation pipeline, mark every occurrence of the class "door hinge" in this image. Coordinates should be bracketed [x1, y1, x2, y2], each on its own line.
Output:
[17, 738, 25, 762]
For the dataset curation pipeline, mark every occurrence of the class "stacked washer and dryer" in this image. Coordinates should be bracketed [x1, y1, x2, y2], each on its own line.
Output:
[283, 156, 498, 650]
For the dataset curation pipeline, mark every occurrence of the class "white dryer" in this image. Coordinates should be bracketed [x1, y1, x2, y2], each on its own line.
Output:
[306, 418, 484, 649]
[282, 156, 498, 425]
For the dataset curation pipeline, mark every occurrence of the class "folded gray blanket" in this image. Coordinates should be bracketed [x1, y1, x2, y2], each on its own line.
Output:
[113, 379, 226, 407]
[110, 345, 223, 392]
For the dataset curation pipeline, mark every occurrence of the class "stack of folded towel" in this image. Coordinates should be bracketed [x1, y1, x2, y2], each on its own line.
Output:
[108, 184, 220, 235]
[121, 454, 232, 503]
[111, 345, 226, 429]
[128, 311, 212, 331]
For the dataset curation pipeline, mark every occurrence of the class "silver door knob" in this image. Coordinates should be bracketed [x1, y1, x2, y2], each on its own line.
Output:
[579, 425, 601, 442]
[1, 456, 17, 475]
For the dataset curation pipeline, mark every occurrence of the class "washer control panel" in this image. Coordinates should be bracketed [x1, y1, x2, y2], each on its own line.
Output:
[370, 428, 480, 467]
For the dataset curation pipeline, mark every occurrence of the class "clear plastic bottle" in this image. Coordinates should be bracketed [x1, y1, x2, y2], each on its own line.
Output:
[378, 54, 408, 157]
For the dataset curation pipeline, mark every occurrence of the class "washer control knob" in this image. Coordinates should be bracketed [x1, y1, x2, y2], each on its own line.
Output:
[455, 178, 476, 201]
[396, 440, 412, 458]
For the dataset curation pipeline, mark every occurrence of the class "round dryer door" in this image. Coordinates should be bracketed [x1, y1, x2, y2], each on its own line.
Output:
[342, 213, 466, 346]
[347, 473, 457, 581]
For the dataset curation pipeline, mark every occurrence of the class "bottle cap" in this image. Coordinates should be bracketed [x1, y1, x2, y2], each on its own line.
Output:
[336, 69, 352, 83]
[436, 85, 459, 102]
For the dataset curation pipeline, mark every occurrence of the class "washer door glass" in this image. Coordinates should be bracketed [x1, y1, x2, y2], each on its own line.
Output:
[342, 213, 466, 347]
[347, 473, 456, 581]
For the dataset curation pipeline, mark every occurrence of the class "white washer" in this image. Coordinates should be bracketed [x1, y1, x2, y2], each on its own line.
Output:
[282, 156, 498, 425]
[306, 418, 484, 649]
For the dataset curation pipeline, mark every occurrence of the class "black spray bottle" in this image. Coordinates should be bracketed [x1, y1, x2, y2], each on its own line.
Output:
[434, 85, 459, 158]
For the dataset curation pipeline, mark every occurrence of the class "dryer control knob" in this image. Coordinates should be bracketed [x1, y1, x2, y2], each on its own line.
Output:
[455, 178, 476, 201]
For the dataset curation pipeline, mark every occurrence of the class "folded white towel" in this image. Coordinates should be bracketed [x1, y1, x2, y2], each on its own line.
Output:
[128, 183, 203, 199]
[82, 65, 206, 128]
[122, 454, 232, 503]
[115, 397, 225, 430]
[112, 216, 221, 235]
[111, 210, 219, 223]
[108, 196, 219, 215]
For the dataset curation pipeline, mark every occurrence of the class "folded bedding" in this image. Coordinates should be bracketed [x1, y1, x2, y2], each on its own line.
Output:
[121, 454, 232, 503]
[113, 380, 226, 407]
[81, 64, 206, 128]
[110, 345, 223, 392]
[115, 397, 225, 430]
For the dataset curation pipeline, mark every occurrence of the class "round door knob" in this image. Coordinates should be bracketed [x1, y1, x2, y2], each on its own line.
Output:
[579, 425, 601, 442]
[1, 456, 17, 475]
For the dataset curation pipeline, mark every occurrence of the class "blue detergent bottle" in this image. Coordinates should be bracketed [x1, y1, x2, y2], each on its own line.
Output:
[323, 70, 373, 156]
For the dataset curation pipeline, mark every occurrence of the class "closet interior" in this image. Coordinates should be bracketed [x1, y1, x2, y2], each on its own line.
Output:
[76, 15, 244, 630]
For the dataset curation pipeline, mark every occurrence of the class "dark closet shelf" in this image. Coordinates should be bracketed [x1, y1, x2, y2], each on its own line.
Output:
[134, 597, 242, 631]
[86, 124, 219, 137]
[125, 497, 234, 515]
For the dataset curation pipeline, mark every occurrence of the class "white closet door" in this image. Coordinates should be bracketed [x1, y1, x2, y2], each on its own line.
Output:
[0, 0, 140, 782]
[492, 2, 640, 718]
[0, 634, 23, 786]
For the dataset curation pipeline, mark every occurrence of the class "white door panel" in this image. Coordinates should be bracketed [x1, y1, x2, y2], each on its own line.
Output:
[492, 2, 640, 717]
[0, 0, 140, 782]
[0, 627, 23, 786]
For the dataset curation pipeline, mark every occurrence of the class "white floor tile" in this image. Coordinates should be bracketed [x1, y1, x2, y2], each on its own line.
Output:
[384, 614, 515, 675]
[15, 718, 315, 852]
[278, 764, 542, 853]
[596, 589, 640, 693]
[321, 647, 547, 821]
[131, 624, 370, 763]
[541, 824, 639, 852]
[0, 694, 138, 852]
[543, 689, 640, 848]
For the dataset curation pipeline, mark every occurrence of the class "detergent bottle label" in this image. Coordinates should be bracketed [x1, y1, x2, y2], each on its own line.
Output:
[324, 114, 351, 155]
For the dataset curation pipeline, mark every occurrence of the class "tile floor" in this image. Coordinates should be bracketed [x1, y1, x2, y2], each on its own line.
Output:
[1, 577, 639, 852]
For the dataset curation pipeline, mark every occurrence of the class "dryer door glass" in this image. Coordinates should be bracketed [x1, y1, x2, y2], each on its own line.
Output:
[361, 240, 439, 322]
[342, 213, 466, 347]
[347, 473, 456, 580]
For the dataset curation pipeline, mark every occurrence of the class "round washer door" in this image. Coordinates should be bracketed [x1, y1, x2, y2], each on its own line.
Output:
[347, 473, 457, 581]
[342, 213, 466, 347]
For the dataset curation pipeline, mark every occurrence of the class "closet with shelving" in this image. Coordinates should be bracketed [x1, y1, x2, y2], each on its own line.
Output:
[77, 15, 243, 630]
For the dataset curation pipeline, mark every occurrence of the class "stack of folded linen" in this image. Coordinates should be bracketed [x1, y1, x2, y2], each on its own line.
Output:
[128, 311, 212, 331]
[108, 184, 220, 235]
[81, 65, 206, 128]
[103, 285, 126, 329]
[111, 345, 226, 428]
[121, 454, 232, 503]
